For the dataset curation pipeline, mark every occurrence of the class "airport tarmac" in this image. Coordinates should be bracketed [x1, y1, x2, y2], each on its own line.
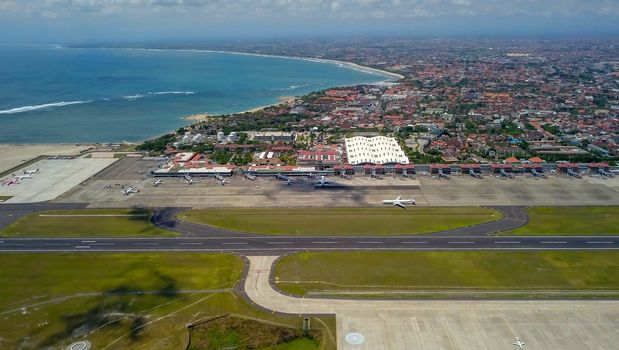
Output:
[58, 158, 619, 207]
[0, 157, 117, 203]
[246, 255, 619, 350]
[0, 144, 94, 173]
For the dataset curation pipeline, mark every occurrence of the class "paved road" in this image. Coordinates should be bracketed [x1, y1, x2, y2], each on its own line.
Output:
[243, 256, 619, 350]
[1, 236, 617, 254]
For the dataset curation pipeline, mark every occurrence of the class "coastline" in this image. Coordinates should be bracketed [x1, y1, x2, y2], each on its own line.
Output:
[111, 46, 405, 82]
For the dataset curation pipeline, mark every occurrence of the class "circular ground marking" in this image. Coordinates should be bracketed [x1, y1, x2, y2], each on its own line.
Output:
[345, 332, 365, 345]
[66, 340, 91, 350]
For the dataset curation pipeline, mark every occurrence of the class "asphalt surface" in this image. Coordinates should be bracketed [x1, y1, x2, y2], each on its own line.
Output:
[1, 203, 618, 254]
[1, 236, 617, 255]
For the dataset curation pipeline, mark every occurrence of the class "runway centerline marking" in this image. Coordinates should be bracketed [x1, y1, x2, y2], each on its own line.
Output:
[587, 241, 614, 244]
[91, 243, 114, 246]
[81, 240, 96, 243]
[494, 241, 521, 244]
[44, 243, 70, 246]
[402, 242, 428, 244]
[221, 242, 248, 245]
[179, 242, 203, 245]
[541, 241, 567, 244]
[267, 242, 293, 244]
[75, 245, 90, 249]
[448, 241, 475, 244]
[357, 241, 383, 244]
[133, 242, 159, 246]
[311, 242, 338, 244]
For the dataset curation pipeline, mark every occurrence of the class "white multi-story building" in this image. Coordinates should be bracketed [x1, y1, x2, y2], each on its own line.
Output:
[344, 136, 409, 165]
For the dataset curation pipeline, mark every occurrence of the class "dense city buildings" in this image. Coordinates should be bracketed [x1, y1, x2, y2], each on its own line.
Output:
[136, 39, 618, 169]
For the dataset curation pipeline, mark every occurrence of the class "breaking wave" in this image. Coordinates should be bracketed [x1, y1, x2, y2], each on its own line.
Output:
[0, 100, 91, 114]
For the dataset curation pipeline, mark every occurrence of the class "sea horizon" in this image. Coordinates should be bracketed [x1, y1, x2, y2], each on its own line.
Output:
[0, 45, 397, 144]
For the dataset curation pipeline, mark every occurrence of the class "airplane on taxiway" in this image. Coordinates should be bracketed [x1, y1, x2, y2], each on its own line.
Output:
[382, 196, 416, 209]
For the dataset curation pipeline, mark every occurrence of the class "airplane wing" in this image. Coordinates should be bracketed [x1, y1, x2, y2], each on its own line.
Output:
[394, 202, 406, 209]
[396, 196, 401, 201]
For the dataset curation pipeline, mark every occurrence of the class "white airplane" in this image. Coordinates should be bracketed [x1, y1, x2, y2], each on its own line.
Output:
[184, 174, 194, 185]
[215, 174, 225, 181]
[23, 168, 40, 175]
[153, 179, 162, 187]
[513, 337, 525, 349]
[12, 173, 32, 181]
[315, 175, 330, 187]
[122, 187, 139, 195]
[382, 196, 416, 209]
[220, 178, 227, 186]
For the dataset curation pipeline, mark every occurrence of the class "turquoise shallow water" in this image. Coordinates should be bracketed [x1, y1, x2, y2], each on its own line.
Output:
[0, 45, 390, 143]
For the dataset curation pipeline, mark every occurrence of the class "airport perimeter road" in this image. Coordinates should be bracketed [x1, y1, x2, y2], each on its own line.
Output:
[243, 256, 619, 350]
[1, 236, 618, 254]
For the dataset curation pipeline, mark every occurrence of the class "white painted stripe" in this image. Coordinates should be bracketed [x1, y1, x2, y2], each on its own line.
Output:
[91, 243, 114, 246]
[402, 242, 429, 244]
[311, 242, 338, 244]
[267, 242, 293, 244]
[541, 241, 567, 244]
[2, 243, 25, 246]
[448, 241, 475, 244]
[179, 242, 203, 245]
[81, 240, 96, 243]
[586, 241, 614, 244]
[221, 242, 248, 245]
[75, 245, 90, 249]
[494, 241, 521, 244]
[44, 243, 70, 246]
[133, 242, 159, 246]
[357, 241, 383, 244]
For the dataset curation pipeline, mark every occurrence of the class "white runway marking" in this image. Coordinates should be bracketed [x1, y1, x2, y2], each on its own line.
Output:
[311, 241, 338, 244]
[587, 241, 614, 244]
[448, 241, 475, 244]
[402, 241, 429, 244]
[494, 241, 521, 244]
[221, 242, 248, 245]
[541, 241, 567, 244]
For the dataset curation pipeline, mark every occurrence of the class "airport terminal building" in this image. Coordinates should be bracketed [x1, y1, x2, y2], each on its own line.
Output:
[344, 136, 409, 165]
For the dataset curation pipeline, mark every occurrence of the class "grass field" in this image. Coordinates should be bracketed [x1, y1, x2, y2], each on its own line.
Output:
[0, 209, 178, 237]
[0, 253, 335, 350]
[178, 207, 500, 235]
[275, 251, 619, 299]
[0, 196, 12, 202]
[504, 206, 619, 235]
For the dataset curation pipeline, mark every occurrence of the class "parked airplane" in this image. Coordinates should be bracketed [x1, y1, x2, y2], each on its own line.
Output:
[12, 173, 32, 181]
[2, 178, 19, 186]
[153, 179, 162, 187]
[276, 173, 292, 185]
[567, 168, 582, 178]
[220, 178, 228, 186]
[531, 169, 547, 178]
[122, 187, 139, 195]
[245, 173, 256, 181]
[500, 169, 514, 179]
[382, 196, 416, 209]
[438, 170, 450, 179]
[468, 169, 482, 179]
[315, 175, 330, 187]
[23, 168, 40, 175]
[215, 174, 225, 181]
[599, 168, 615, 178]
[184, 174, 194, 185]
[513, 337, 525, 349]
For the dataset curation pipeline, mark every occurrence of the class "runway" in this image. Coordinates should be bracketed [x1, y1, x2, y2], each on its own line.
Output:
[1, 235, 617, 254]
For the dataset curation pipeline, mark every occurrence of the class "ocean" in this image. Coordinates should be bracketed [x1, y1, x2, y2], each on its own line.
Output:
[0, 45, 394, 143]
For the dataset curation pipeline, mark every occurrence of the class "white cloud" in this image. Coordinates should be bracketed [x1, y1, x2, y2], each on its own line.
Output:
[1, 0, 618, 20]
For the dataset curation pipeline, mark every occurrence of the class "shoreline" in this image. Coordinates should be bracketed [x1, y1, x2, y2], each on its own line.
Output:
[98, 46, 405, 82]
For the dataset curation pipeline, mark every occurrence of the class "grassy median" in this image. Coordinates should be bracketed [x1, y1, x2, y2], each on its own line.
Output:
[503, 206, 619, 235]
[0, 253, 334, 350]
[178, 207, 500, 235]
[275, 251, 619, 299]
[0, 209, 178, 237]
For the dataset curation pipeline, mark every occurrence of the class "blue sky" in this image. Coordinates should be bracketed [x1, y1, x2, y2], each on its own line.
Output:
[0, 0, 617, 43]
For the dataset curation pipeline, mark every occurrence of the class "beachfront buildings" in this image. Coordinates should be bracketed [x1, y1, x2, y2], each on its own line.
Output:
[344, 136, 409, 165]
